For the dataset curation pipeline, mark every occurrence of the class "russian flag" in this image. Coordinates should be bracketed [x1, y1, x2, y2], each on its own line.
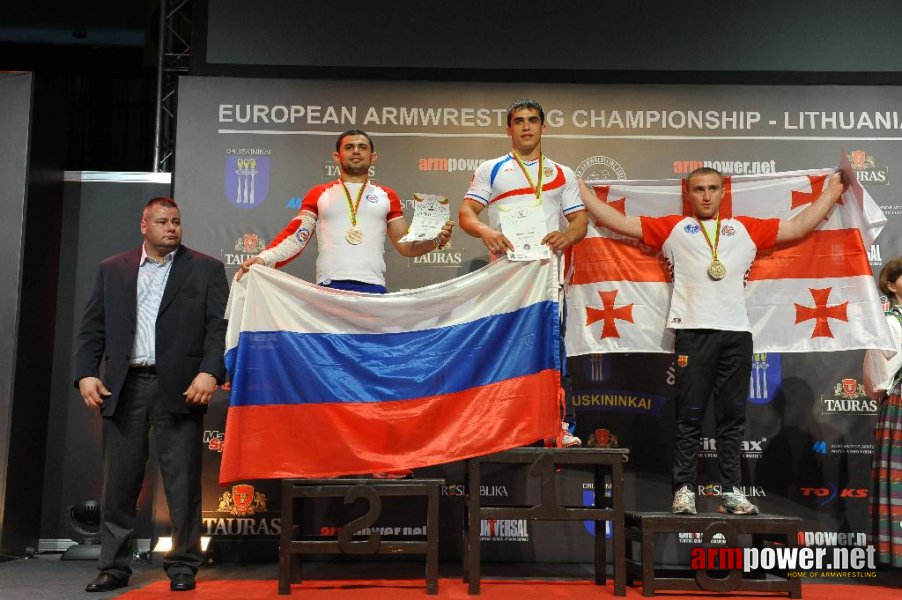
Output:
[220, 258, 561, 482]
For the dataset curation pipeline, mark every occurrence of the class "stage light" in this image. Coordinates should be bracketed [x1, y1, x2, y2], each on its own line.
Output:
[60, 500, 101, 560]
[153, 536, 211, 552]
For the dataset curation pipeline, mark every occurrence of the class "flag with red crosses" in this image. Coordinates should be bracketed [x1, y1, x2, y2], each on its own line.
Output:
[566, 166, 893, 356]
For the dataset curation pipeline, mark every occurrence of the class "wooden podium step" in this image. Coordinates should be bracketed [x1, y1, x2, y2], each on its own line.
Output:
[625, 511, 802, 597]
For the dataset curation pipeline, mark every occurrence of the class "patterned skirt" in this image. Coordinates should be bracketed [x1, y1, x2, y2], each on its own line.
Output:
[870, 393, 902, 567]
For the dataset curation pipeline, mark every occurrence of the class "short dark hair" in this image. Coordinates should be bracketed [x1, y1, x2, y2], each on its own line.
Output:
[878, 257, 902, 301]
[143, 196, 179, 219]
[336, 129, 374, 152]
[686, 167, 724, 186]
[507, 99, 545, 125]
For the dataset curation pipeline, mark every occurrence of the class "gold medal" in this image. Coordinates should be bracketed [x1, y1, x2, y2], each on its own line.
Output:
[707, 259, 726, 281]
[345, 226, 363, 245]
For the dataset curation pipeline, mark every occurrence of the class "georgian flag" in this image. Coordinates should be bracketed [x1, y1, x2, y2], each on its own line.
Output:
[566, 166, 893, 356]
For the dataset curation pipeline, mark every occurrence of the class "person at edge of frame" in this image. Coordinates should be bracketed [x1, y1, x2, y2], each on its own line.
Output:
[75, 197, 229, 592]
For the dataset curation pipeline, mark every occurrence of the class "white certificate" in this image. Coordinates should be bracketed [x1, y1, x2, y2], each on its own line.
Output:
[499, 204, 551, 261]
[399, 193, 450, 243]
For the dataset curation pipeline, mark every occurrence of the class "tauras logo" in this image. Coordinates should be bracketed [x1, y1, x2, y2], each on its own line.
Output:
[202, 517, 281, 536]
[221, 233, 267, 268]
[821, 378, 878, 415]
[322, 162, 376, 180]
[410, 244, 463, 267]
[848, 149, 889, 185]
[216, 484, 267, 516]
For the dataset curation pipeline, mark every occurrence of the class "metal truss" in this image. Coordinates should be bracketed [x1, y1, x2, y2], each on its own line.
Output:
[153, 0, 192, 173]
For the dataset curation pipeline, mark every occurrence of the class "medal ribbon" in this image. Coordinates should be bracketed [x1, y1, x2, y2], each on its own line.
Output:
[696, 214, 721, 263]
[512, 151, 544, 206]
[340, 179, 367, 227]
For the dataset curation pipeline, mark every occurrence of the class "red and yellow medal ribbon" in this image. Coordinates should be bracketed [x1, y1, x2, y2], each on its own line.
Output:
[512, 151, 544, 206]
[696, 213, 721, 263]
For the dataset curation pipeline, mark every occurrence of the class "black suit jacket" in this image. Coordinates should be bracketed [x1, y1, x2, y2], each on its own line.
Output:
[74, 245, 229, 416]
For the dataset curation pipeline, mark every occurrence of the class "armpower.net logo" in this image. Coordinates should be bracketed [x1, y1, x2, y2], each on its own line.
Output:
[691, 545, 877, 579]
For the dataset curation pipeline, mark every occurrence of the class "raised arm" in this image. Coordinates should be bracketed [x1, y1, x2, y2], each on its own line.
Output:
[775, 171, 847, 244]
[578, 179, 643, 239]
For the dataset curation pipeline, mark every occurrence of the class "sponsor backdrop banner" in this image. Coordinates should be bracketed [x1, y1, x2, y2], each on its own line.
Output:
[175, 77, 902, 562]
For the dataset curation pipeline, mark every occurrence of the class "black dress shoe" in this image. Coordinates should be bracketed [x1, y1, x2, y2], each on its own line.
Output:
[85, 572, 128, 592]
[169, 572, 196, 591]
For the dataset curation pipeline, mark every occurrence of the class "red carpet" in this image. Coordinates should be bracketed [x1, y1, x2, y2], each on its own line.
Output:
[119, 578, 902, 599]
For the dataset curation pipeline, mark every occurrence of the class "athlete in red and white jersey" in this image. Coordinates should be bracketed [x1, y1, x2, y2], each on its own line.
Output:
[260, 179, 403, 287]
[238, 129, 453, 293]
[580, 166, 846, 515]
[464, 153, 584, 246]
[460, 99, 588, 448]
[641, 214, 778, 332]
[237, 129, 453, 480]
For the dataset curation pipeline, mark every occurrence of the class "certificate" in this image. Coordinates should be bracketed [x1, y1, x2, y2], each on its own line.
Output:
[399, 193, 450, 243]
[499, 204, 551, 261]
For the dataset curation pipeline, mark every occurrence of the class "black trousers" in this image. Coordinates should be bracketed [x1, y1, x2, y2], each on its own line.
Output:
[99, 370, 203, 579]
[671, 329, 752, 492]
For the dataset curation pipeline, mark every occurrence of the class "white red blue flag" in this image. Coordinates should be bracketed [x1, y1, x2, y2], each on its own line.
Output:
[221, 259, 560, 482]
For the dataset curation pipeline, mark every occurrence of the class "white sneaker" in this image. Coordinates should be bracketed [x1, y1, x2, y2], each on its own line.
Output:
[561, 422, 581, 448]
[720, 486, 759, 515]
[672, 484, 697, 514]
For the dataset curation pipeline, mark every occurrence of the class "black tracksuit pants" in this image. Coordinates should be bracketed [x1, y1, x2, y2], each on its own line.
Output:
[671, 329, 753, 492]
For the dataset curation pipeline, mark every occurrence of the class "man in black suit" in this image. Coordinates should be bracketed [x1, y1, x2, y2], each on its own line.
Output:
[74, 197, 228, 592]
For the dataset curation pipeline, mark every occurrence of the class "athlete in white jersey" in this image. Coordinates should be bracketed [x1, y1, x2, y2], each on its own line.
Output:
[580, 166, 847, 515]
[237, 129, 453, 291]
[461, 100, 587, 258]
[460, 99, 589, 447]
[464, 153, 584, 255]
